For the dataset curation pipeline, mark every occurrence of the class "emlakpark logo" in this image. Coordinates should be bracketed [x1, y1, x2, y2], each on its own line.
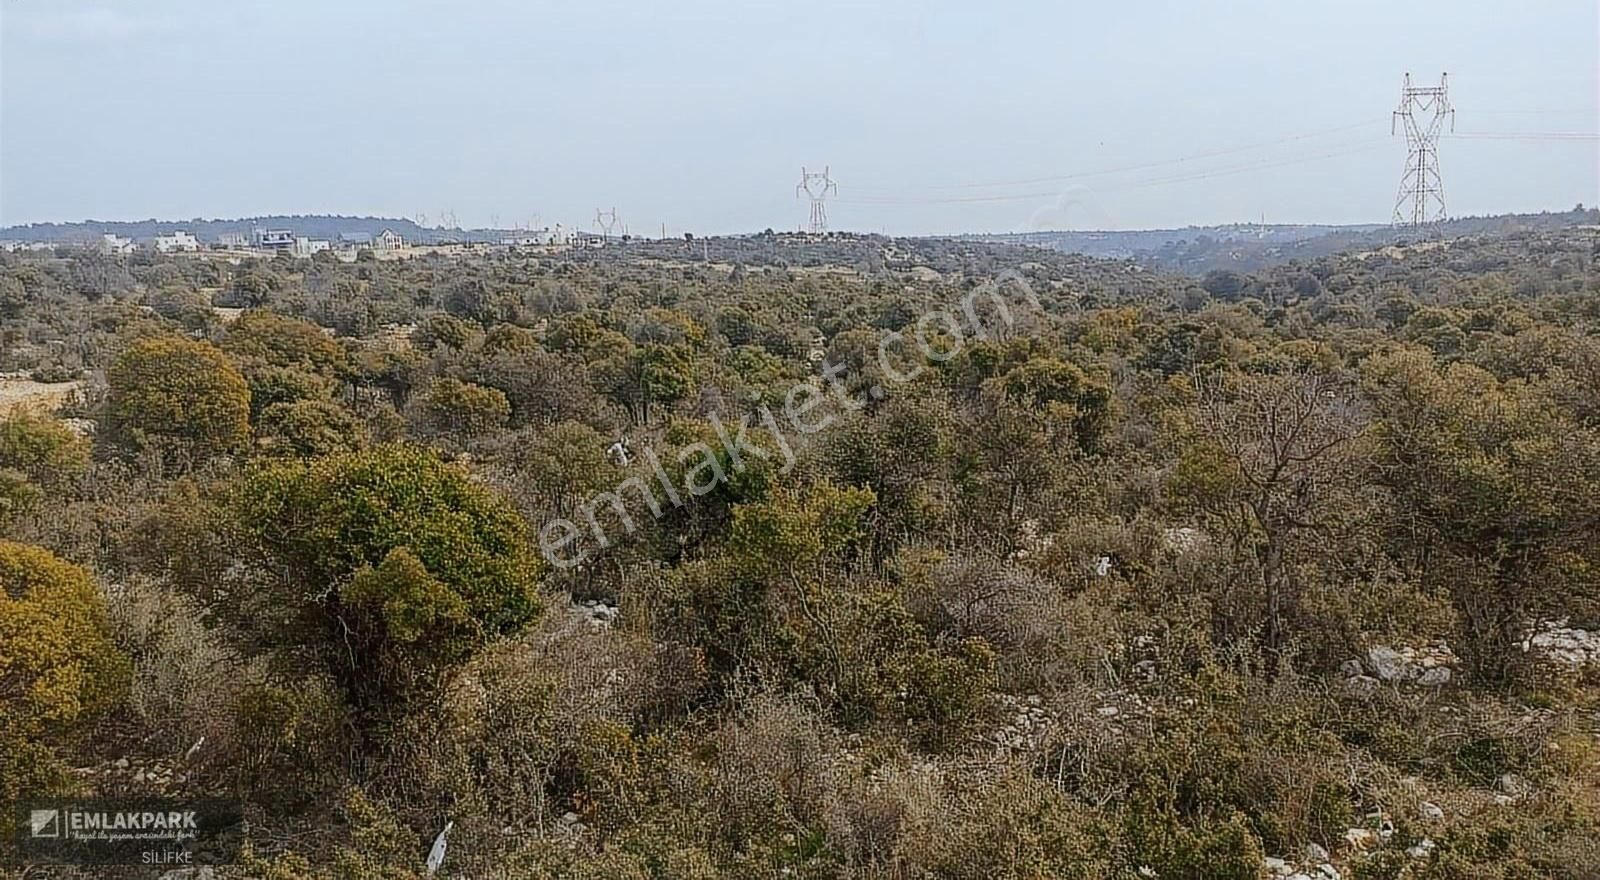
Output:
[29, 809, 60, 838]
[15, 798, 243, 865]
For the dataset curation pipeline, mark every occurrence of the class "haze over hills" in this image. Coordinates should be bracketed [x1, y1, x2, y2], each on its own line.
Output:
[5, 206, 1594, 274]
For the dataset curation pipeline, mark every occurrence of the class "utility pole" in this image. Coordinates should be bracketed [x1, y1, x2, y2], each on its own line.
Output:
[1392, 72, 1455, 226]
[796, 166, 837, 234]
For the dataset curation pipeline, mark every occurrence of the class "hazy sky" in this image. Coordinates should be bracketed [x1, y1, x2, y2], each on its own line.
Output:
[2, 0, 1595, 234]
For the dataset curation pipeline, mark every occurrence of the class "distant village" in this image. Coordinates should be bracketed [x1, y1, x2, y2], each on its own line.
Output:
[0, 224, 608, 260]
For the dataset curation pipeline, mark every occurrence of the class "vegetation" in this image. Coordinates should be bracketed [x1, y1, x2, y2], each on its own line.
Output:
[0, 222, 1597, 877]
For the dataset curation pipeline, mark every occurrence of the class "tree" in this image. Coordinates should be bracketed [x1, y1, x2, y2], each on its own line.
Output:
[489, 421, 613, 518]
[997, 357, 1112, 451]
[237, 445, 543, 705]
[222, 310, 345, 375]
[106, 335, 252, 465]
[1202, 269, 1250, 301]
[1188, 368, 1369, 657]
[0, 541, 129, 810]
[405, 378, 511, 438]
[0, 411, 89, 488]
[256, 399, 369, 458]
[1365, 348, 1600, 684]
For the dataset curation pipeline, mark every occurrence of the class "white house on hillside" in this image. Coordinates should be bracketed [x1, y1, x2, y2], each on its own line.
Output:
[100, 234, 136, 255]
[153, 231, 200, 253]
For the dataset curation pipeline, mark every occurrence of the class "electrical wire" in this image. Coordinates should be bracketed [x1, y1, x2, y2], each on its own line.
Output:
[834, 140, 1389, 206]
[841, 118, 1390, 195]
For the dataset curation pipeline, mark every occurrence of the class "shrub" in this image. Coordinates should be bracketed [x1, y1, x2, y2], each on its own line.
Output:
[0, 410, 90, 487]
[222, 309, 345, 375]
[237, 444, 543, 705]
[0, 541, 129, 809]
[405, 377, 511, 439]
[256, 398, 369, 458]
[107, 335, 251, 465]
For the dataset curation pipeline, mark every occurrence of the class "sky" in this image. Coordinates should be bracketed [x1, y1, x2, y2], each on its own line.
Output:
[1, 0, 1596, 235]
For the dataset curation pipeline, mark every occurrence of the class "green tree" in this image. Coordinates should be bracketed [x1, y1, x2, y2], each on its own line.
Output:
[0, 411, 90, 488]
[0, 541, 129, 813]
[222, 310, 344, 376]
[405, 378, 511, 438]
[107, 335, 252, 465]
[997, 357, 1112, 451]
[237, 444, 543, 704]
[256, 399, 369, 458]
[1365, 348, 1600, 684]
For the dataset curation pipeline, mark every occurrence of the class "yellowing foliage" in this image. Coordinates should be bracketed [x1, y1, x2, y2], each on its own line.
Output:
[0, 541, 129, 807]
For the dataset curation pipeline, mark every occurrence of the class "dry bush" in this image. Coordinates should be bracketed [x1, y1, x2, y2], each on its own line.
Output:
[700, 689, 843, 855]
[101, 575, 257, 758]
[382, 608, 707, 871]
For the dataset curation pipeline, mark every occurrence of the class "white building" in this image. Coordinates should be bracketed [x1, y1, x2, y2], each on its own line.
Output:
[503, 226, 569, 246]
[217, 233, 249, 249]
[292, 237, 331, 258]
[99, 233, 136, 255]
[253, 229, 296, 252]
[153, 231, 200, 253]
[374, 229, 405, 251]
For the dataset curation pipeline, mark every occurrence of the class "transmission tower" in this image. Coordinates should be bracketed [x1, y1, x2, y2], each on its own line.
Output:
[796, 166, 837, 234]
[1391, 72, 1455, 226]
[594, 207, 620, 242]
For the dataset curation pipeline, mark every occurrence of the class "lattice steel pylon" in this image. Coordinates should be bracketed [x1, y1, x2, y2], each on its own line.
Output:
[1391, 72, 1455, 226]
[594, 207, 620, 242]
[796, 166, 837, 233]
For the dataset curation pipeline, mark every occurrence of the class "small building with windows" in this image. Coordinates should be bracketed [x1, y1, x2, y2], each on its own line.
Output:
[253, 228, 296, 252]
[153, 231, 200, 253]
[374, 229, 405, 251]
[100, 234, 136, 255]
[292, 237, 331, 258]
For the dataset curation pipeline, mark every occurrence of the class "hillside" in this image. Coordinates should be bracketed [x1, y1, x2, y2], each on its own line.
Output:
[974, 207, 1598, 273]
[2, 217, 1599, 878]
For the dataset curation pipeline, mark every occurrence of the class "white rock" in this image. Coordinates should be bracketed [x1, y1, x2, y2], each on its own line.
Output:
[1346, 674, 1379, 696]
[1497, 773, 1530, 797]
[1367, 646, 1409, 681]
[1338, 659, 1364, 678]
[1304, 842, 1329, 862]
[1406, 838, 1436, 859]
[1417, 667, 1451, 686]
[1096, 706, 1120, 718]
[1419, 801, 1444, 820]
[1315, 865, 1340, 880]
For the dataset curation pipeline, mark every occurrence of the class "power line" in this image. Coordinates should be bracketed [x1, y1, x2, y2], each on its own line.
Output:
[843, 118, 1388, 195]
[833, 140, 1388, 206]
[1445, 131, 1598, 140]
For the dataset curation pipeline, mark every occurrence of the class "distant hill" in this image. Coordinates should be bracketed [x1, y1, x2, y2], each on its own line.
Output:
[6, 208, 1595, 274]
[970, 208, 1598, 273]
